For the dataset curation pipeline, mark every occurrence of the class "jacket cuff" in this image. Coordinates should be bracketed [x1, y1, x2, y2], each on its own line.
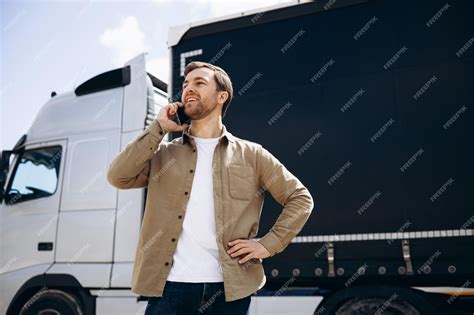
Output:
[148, 119, 168, 140]
[257, 231, 282, 257]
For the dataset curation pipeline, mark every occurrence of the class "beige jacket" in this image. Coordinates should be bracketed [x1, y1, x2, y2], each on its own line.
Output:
[107, 118, 314, 301]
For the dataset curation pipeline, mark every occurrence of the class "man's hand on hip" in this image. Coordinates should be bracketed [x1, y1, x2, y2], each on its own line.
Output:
[227, 239, 271, 264]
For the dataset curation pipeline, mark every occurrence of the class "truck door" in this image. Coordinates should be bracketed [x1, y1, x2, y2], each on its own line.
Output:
[0, 139, 66, 273]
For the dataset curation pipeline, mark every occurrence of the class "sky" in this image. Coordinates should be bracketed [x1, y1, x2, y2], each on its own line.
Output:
[0, 0, 291, 151]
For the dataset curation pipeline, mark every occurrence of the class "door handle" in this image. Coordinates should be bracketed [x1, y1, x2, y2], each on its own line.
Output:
[38, 242, 53, 251]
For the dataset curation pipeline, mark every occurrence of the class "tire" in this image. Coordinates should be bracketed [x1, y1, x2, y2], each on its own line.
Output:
[19, 288, 85, 315]
[314, 285, 442, 315]
[335, 297, 421, 315]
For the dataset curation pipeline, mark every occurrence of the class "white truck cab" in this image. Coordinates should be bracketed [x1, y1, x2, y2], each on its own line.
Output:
[0, 53, 172, 315]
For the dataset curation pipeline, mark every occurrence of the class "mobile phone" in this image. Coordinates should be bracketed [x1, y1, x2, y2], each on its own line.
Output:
[176, 105, 191, 125]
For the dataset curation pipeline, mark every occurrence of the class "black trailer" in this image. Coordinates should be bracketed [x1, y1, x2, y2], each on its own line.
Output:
[168, 0, 474, 313]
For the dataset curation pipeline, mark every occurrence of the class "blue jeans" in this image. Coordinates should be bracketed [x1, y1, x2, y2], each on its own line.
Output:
[144, 281, 251, 315]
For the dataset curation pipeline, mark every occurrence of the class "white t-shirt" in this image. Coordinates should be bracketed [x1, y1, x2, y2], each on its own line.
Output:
[166, 135, 224, 282]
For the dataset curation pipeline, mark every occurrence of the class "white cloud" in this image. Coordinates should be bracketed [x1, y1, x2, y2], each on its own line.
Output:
[146, 57, 169, 84]
[207, 0, 292, 18]
[99, 16, 150, 66]
[152, 0, 292, 20]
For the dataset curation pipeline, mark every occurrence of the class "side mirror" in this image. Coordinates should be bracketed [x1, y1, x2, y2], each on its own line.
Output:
[0, 150, 13, 203]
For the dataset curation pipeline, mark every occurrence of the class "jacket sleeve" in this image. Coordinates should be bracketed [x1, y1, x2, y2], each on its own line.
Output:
[256, 145, 314, 257]
[107, 119, 168, 189]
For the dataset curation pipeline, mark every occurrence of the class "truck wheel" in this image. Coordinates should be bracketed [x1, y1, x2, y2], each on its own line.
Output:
[334, 297, 420, 314]
[314, 285, 441, 315]
[19, 289, 85, 315]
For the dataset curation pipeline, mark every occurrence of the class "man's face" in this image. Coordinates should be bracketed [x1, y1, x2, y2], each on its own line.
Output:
[181, 67, 226, 120]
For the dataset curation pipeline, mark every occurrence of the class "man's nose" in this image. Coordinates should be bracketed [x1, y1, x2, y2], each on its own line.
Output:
[183, 84, 195, 95]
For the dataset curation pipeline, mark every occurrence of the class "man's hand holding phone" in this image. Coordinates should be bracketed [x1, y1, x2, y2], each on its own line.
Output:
[157, 102, 190, 132]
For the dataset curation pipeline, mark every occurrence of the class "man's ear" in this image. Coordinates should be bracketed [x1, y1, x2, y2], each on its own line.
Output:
[218, 91, 229, 105]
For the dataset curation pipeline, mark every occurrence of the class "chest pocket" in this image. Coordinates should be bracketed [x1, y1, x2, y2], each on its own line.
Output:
[228, 165, 256, 200]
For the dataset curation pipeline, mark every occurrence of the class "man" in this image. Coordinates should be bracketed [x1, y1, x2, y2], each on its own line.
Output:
[107, 61, 314, 314]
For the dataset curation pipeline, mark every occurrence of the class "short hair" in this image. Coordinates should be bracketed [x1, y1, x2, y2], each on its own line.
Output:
[184, 61, 233, 118]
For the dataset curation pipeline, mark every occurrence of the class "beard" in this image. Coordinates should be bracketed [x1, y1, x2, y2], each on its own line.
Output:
[185, 97, 218, 120]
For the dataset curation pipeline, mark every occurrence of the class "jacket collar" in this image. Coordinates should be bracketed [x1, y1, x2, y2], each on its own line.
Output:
[181, 123, 235, 145]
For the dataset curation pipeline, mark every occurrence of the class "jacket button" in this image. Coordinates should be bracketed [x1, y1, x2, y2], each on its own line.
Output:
[159, 131, 163, 135]
[165, 262, 169, 266]
[193, 149, 196, 152]
[184, 192, 188, 195]
[189, 169, 194, 173]
[172, 238, 176, 242]
[178, 215, 183, 219]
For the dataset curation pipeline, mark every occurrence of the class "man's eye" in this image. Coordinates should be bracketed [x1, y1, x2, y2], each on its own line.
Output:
[183, 82, 205, 88]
